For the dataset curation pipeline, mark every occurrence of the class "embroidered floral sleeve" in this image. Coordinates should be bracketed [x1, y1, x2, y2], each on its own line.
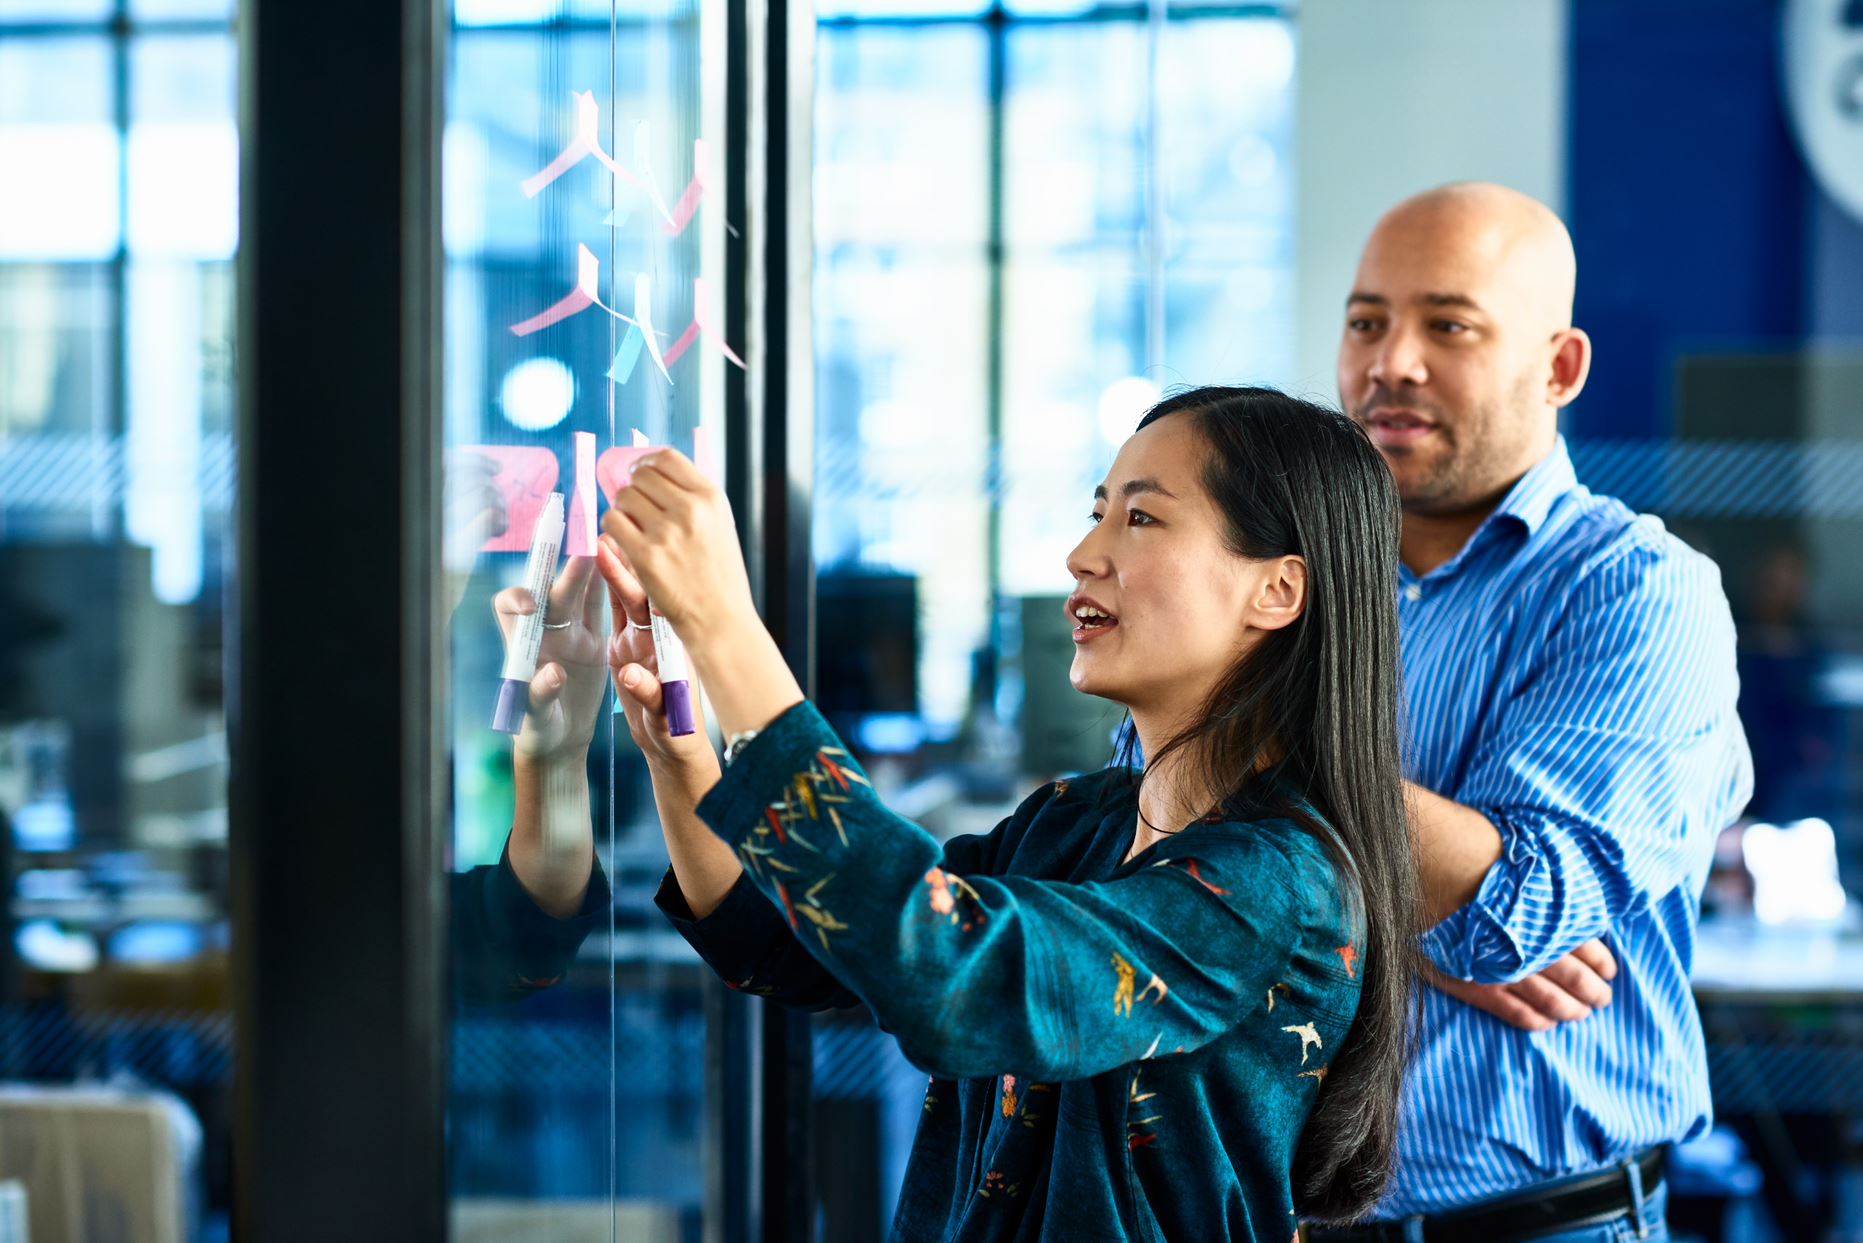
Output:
[655, 768, 1046, 1010]
[689, 701, 1331, 1082]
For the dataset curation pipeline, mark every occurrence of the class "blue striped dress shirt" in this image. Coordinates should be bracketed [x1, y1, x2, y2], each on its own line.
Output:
[1379, 438, 1753, 1217]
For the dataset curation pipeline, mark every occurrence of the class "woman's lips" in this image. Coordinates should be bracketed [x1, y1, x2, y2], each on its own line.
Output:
[1072, 618, 1119, 644]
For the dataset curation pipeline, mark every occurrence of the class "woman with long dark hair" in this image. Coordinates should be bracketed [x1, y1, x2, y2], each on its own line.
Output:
[596, 384, 1423, 1238]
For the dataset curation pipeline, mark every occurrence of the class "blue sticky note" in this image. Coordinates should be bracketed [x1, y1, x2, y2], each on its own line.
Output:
[603, 186, 641, 228]
[606, 324, 645, 384]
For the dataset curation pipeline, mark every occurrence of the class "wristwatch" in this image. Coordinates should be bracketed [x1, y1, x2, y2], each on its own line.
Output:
[722, 728, 760, 767]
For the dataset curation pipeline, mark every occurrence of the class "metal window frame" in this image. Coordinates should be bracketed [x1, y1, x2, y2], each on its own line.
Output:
[229, 0, 447, 1237]
[715, 0, 816, 1236]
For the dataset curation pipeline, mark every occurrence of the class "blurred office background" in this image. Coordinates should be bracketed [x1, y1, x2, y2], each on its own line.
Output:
[0, 0, 1859, 1239]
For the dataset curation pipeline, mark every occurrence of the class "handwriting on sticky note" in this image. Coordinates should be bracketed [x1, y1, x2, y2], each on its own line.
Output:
[463, 446, 561, 553]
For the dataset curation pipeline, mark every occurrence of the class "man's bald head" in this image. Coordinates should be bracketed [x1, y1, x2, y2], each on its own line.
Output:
[1371, 182, 1578, 333]
[1337, 182, 1592, 526]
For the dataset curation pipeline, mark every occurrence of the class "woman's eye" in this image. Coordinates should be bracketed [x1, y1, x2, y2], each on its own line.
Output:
[1127, 509, 1155, 527]
[1089, 510, 1104, 525]
[1433, 320, 1468, 335]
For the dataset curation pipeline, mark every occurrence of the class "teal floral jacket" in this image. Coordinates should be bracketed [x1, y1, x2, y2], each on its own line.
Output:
[657, 702, 1364, 1243]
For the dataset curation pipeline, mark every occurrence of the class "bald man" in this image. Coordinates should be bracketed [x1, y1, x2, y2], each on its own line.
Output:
[1313, 185, 1752, 1242]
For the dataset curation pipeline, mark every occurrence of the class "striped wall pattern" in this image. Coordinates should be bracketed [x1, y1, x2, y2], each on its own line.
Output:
[2, 434, 1861, 521]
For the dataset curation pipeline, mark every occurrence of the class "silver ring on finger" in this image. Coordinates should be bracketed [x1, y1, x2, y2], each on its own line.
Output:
[629, 620, 653, 631]
[541, 620, 573, 630]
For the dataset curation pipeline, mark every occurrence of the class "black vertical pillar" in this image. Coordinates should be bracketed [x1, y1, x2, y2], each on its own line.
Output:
[231, 0, 447, 1238]
[719, 0, 814, 1234]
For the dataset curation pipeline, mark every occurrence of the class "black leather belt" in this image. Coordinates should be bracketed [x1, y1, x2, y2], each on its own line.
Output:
[1307, 1148, 1665, 1243]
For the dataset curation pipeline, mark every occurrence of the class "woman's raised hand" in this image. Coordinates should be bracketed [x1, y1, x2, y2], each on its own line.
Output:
[597, 534, 721, 786]
[491, 552, 609, 765]
[599, 449, 759, 646]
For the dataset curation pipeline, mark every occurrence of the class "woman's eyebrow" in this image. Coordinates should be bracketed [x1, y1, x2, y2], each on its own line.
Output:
[1094, 478, 1178, 501]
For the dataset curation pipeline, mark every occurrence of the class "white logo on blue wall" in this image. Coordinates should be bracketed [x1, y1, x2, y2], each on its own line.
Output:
[1784, 0, 1863, 225]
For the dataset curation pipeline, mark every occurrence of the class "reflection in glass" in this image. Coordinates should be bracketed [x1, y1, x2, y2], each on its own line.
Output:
[443, 1, 723, 1236]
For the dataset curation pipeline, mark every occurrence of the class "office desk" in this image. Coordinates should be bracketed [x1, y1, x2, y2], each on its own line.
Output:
[1692, 919, 1863, 1006]
[1690, 919, 1863, 1238]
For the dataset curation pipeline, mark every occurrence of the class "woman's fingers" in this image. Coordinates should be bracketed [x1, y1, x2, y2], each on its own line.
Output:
[621, 460, 681, 511]
[601, 504, 647, 568]
[610, 484, 666, 545]
[595, 536, 650, 624]
[598, 525, 639, 575]
[582, 555, 607, 631]
[492, 586, 538, 637]
[630, 449, 707, 493]
[549, 551, 596, 627]
[615, 660, 667, 718]
[528, 662, 568, 714]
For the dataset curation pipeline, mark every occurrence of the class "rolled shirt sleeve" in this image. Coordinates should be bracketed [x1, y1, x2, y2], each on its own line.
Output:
[1423, 536, 1754, 984]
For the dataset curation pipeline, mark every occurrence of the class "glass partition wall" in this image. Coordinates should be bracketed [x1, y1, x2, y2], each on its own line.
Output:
[234, 0, 809, 1236]
[442, 1, 729, 1237]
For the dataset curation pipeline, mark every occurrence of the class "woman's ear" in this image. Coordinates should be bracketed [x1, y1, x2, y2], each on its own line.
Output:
[1247, 555, 1307, 632]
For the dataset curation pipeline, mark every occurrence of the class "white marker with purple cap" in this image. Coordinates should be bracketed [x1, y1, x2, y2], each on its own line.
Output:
[492, 491, 565, 735]
[650, 610, 698, 737]
[629, 429, 697, 737]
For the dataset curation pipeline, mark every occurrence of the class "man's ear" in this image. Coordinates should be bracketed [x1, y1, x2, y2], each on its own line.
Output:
[1248, 555, 1307, 633]
[1548, 327, 1592, 409]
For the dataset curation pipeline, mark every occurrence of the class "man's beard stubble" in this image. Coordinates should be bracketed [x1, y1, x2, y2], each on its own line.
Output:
[1351, 382, 1527, 519]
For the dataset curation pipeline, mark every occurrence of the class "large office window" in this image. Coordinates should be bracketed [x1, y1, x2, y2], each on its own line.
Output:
[808, 3, 1294, 1234]
[0, 2, 237, 1238]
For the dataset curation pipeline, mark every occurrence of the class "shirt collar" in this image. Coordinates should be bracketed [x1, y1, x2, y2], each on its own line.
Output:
[1405, 438, 1578, 584]
[1490, 436, 1577, 538]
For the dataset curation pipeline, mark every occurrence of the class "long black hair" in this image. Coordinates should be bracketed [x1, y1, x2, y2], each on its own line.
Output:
[1123, 385, 1422, 1223]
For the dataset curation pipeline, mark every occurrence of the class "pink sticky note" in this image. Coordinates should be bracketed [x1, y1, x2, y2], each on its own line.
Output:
[662, 140, 710, 237]
[693, 424, 719, 481]
[521, 91, 602, 198]
[467, 445, 561, 552]
[564, 431, 598, 556]
[663, 278, 747, 369]
[597, 445, 658, 503]
[511, 243, 601, 337]
[662, 321, 701, 368]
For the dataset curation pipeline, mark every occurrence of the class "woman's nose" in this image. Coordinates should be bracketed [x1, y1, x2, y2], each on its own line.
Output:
[1065, 527, 1109, 582]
